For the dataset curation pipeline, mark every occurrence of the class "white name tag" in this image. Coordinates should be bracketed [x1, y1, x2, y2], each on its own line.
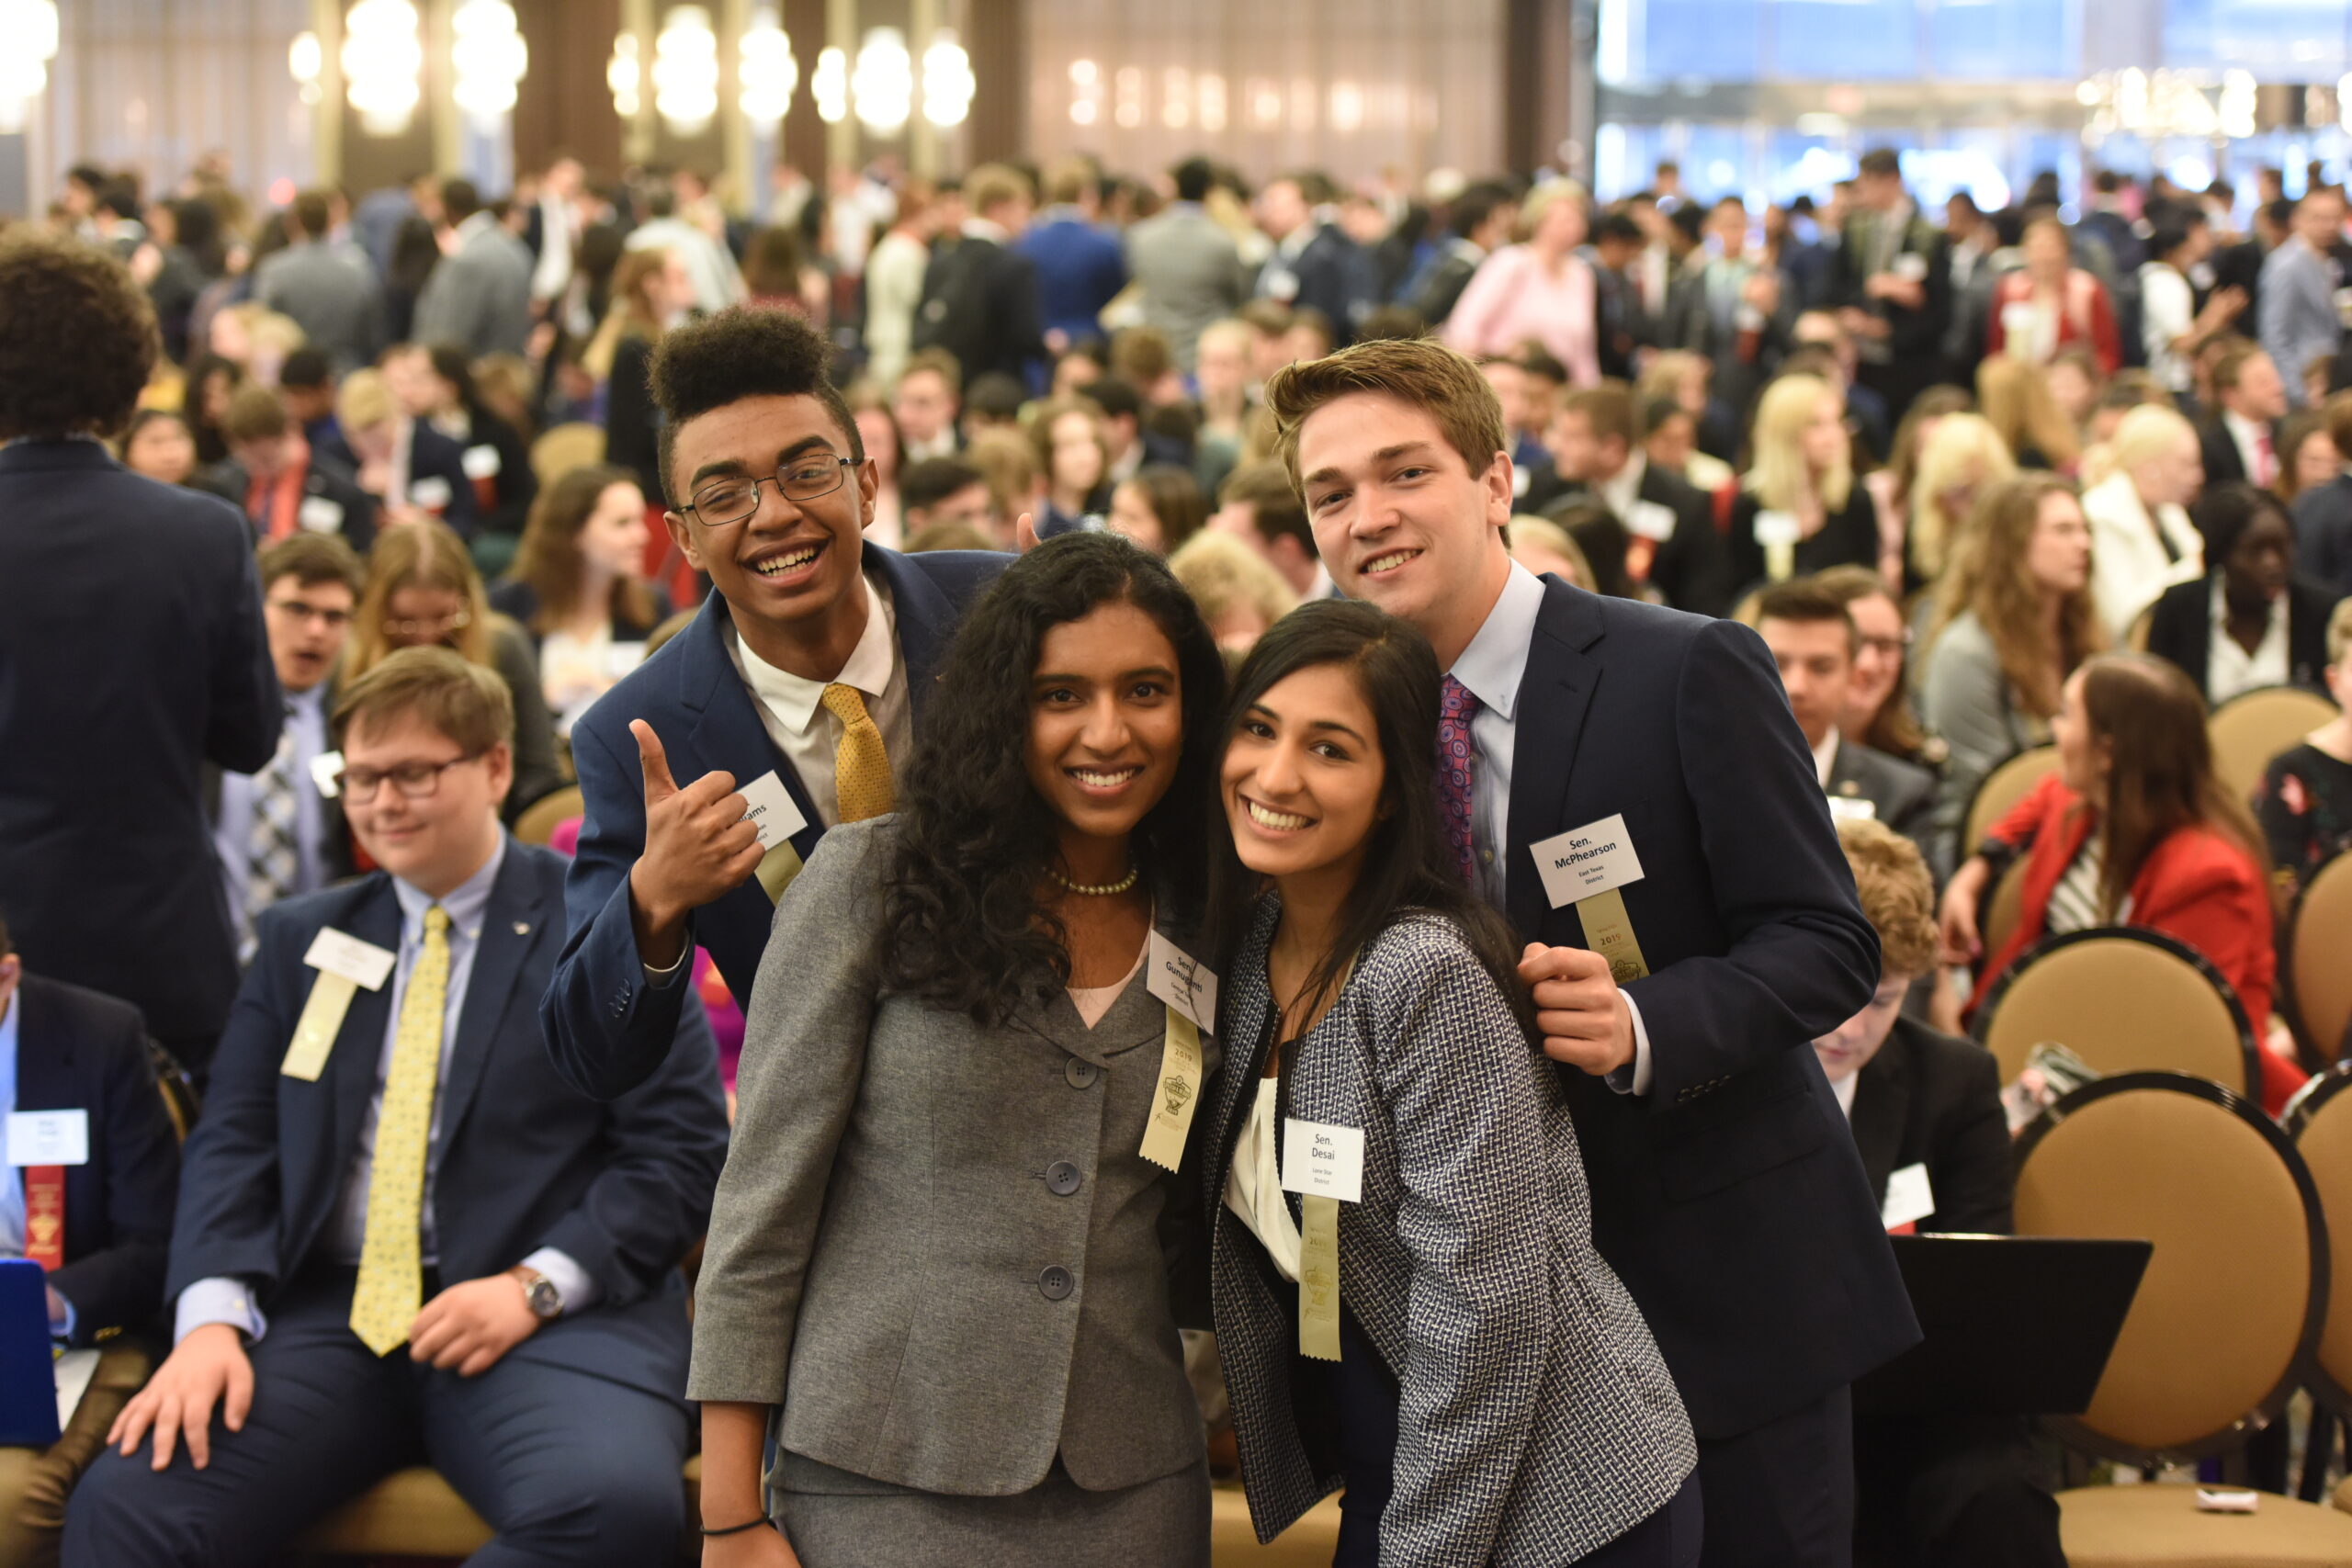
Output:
[297, 495, 345, 533]
[1883, 1162, 1936, 1230]
[410, 476, 454, 512]
[605, 640, 649, 679]
[6, 1110, 88, 1168]
[310, 750, 344, 799]
[738, 771, 808, 851]
[1147, 931, 1219, 1031]
[1827, 795, 1878, 822]
[1892, 252, 1928, 283]
[1627, 499, 1678, 543]
[461, 444, 502, 480]
[1282, 1118, 1364, 1204]
[1529, 814, 1646, 911]
[302, 928, 397, 991]
[1752, 509, 1801, 547]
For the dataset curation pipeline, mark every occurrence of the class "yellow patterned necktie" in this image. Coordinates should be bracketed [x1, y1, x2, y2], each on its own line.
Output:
[349, 905, 451, 1357]
[820, 682, 894, 823]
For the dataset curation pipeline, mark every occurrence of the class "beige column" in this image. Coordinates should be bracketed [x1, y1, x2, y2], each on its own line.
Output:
[826, 0, 855, 167]
[719, 0, 755, 209]
[311, 0, 345, 186]
[424, 0, 461, 174]
[620, 0, 657, 164]
[906, 0, 937, 177]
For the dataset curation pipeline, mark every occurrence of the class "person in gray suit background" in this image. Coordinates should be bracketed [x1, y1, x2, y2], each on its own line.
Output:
[412, 177, 534, 360]
[1126, 157, 1251, 372]
[252, 189, 384, 374]
[2259, 186, 2346, 410]
[690, 534, 1230, 1565]
[1201, 602, 1697, 1567]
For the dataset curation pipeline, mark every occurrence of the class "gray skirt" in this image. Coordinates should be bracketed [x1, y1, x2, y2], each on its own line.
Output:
[771, 1449, 1211, 1568]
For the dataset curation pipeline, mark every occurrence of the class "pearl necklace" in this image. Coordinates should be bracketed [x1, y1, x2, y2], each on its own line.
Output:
[1049, 863, 1140, 897]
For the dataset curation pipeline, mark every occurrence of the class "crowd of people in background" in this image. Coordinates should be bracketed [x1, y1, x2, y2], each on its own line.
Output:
[6, 132, 2352, 1568]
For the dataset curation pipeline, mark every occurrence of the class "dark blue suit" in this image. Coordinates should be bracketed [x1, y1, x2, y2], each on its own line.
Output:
[1502, 579, 1917, 1564]
[63, 842, 728, 1567]
[0, 440, 280, 1062]
[13, 975, 180, 1348]
[1018, 212, 1129, 345]
[541, 545, 1008, 1101]
[320, 423, 482, 537]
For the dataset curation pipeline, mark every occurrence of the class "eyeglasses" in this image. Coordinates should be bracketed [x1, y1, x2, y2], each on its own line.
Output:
[680, 457, 855, 529]
[268, 598, 353, 630]
[341, 753, 483, 802]
[382, 606, 473, 640]
[1859, 633, 1912, 659]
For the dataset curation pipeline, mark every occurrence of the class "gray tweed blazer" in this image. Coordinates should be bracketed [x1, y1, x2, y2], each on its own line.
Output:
[1205, 898, 1695, 1566]
[688, 817, 1212, 1495]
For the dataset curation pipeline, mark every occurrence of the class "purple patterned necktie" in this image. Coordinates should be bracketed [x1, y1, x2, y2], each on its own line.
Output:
[1436, 675, 1481, 888]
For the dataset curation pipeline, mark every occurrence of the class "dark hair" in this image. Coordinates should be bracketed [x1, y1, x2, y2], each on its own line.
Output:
[1548, 500, 1635, 598]
[1218, 459, 1313, 552]
[876, 532, 1227, 1023]
[289, 189, 331, 240]
[440, 177, 483, 226]
[1085, 375, 1143, 423]
[259, 531, 368, 597]
[1201, 600, 1533, 1036]
[647, 305, 863, 506]
[1171, 157, 1216, 204]
[277, 346, 333, 392]
[1754, 576, 1859, 652]
[1859, 148, 1903, 181]
[424, 342, 480, 406]
[1451, 182, 1515, 241]
[2189, 480, 2293, 570]
[901, 455, 985, 512]
[0, 231, 160, 440]
[1117, 463, 1209, 552]
[965, 371, 1025, 422]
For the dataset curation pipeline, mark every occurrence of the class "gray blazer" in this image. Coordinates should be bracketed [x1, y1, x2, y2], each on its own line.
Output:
[253, 242, 384, 373]
[1125, 205, 1250, 370]
[1206, 901, 1694, 1566]
[413, 217, 535, 358]
[688, 816, 1212, 1495]
[1916, 610, 2043, 868]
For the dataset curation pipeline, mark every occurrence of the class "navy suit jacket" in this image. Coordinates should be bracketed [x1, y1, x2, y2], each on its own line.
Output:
[1501, 577, 1917, 1438]
[171, 842, 728, 1402]
[13, 975, 180, 1347]
[321, 423, 481, 537]
[542, 545, 1009, 1101]
[0, 440, 281, 1051]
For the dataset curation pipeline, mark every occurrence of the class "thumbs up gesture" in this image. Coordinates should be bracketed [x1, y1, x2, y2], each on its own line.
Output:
[625, 719, 768, 967]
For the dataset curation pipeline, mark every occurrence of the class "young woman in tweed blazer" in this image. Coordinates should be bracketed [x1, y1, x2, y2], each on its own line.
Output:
[1201, 601, 1698, 1568]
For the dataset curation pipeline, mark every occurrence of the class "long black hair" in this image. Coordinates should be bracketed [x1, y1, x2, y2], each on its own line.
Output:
[876, 531, 1227, 1023]
[1203, 600, 1534, 1038]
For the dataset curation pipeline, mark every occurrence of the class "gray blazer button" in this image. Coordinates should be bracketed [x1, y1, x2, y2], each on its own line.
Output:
[1046, 1160, 1081, 1195]
[1064, 1058, 1098, 1089]
[1038, 1265, 1074, 1301]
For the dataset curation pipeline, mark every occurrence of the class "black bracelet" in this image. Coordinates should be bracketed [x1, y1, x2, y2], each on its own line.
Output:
[699, 1516, 775, 1537]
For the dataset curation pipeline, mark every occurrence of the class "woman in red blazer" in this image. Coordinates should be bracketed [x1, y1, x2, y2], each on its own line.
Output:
[1939, 651, 2303, 1110]
[1984, 217, 2122, 377]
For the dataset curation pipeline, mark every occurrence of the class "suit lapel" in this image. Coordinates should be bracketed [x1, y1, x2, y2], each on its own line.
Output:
[867, 546, 958, 724]
[322, 883, 406, 1173]
[435, 849, 550, 1143]
[680, 594, 822, 864]
[1503, 581, 1607, 937]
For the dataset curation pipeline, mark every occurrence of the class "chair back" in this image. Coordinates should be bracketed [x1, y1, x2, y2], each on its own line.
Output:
[150, 1039, 198, 1144]
[2288, 851, 2352, 1064]
[2015, 1073, 2324, 1461]
[1964, 745, 2061, 856]
[2125, 602, 2154, 653]
[2209, 686, 2336, 807]
[1978, 929, 2257, 1095]
[2290, 1067, 2352, 1419]
[514, 784, 584, 848]
[528, 423, 606, 486]
[1981, 852, 2032, 962]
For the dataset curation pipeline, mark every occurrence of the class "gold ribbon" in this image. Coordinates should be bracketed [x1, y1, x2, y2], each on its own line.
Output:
[1137, 1009, 1203, 1172]
[1576, 887, 1651, 983]
[1298, 1194, 1342, 1361]
[755, 842, 804, 905]
[281, 972, 357, 1081]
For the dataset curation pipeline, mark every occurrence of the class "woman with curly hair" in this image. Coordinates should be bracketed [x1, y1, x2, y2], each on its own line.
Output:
[692, 531, 1228, 1568]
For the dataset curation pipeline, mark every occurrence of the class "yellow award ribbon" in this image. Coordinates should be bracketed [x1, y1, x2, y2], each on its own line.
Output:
[1137, 1008, 1204, 1172]
[1298, 1194, 1342, 1360]
[1576, 886, 1651, 983]
[281, 971, 357, 1081]
[755, 842, 805, 904]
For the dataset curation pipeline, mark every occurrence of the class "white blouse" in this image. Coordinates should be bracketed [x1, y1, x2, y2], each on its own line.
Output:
[1223, 1077, 1303, 1283]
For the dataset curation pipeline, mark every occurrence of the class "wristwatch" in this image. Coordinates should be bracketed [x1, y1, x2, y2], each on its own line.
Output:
[508, 1265, 563, 1321]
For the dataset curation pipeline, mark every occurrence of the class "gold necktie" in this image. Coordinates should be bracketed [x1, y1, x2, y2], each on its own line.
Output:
[820, 682, 894, 823]
[349, 905, 451, 1357]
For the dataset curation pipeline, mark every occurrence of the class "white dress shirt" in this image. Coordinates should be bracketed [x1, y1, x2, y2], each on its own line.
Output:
[1813, 728, 1840, 791]
[1450, 561, 1658, 1095]
[175, 836, 594, 1344]
[2224, 410, 2275, 489]
[2208, 577, 2291, 705]
[726, 571, 913, 829]
[1596, 453, 1646, 524]
[1831, 1068, 1860, 1119]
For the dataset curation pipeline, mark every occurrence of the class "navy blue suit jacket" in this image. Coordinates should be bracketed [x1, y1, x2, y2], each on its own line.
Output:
[171, 843, 728, 1402]
[13, 975, 180, 1347]
[1502, 577, 1917, 1439]
[0, 440, 280, 1051]
[541, 546, 1009, 1101]
[321, 423, 481, 537]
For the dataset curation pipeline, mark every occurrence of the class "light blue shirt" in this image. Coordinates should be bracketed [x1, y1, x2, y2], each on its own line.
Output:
[214, 683, 333, 927]
[0, 990, 76, 1337]
[176, 835, 595, 1344]
[1449, 562, 1657, 1096]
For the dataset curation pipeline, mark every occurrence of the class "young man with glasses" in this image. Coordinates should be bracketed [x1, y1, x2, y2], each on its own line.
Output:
[66, 648, 727, 1567]
[209, 535, 368, 964]
[542, 307, 1008, 1100]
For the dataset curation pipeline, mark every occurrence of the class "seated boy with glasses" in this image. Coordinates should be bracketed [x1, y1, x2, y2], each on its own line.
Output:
[64, 648, 728, 1567]
[541, 307, 1007, 1100]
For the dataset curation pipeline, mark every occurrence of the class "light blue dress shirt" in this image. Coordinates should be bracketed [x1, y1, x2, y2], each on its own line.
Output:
[0, 989, 76, 1337]
[176, 835, 596, 1344]
[1448, 562, 1657, 1096]
[213, 682, 333, 929]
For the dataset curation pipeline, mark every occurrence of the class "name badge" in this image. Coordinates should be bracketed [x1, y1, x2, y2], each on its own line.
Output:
[310, 750, 344, 799]
[1146, 931, 1219, 1031]
[461, 444, 503, 480]
[297, 495, 345, 534]
[303, 929, 398, 989]
[284, 928, 396, 1082]
[410, 476, 454, 512]
[1282, 1118, 1365, 1205]
[1627, 499, 1678, 543]
[6, 1111, 89, 1168]
[1530, 814, 1645, 910]
[738, 771, 808, 851]
[1827, 795, 1877, 822]
[1892, 252, 1928, 283]
[1751, 509, 1801, 547]
[1883, 1162, 1936, 1231]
